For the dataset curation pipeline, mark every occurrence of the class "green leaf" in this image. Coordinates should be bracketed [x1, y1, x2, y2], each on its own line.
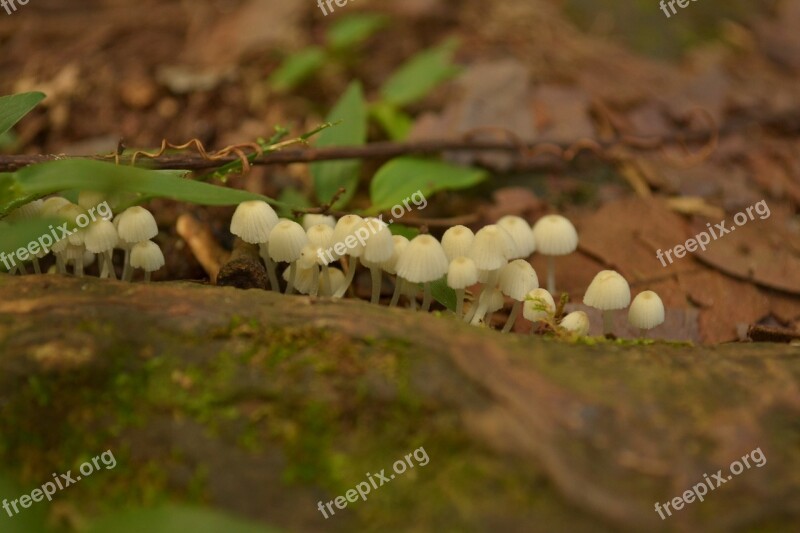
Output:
[369, 157, 487, 214]
[276, 188, 310, 218]
[388, 224, 419, 239]
[0, 217, 68, 270]
[327, 13, 387, 51]
[0, 472, 48, 531]
[379, 39, 460, 107]
[370, 102, 413, 141]
[0, 92, 45, 137]
[268, 47, 327, 92]
[311, 81, 367, 207]
[430, 277, 457, 312]
[0, 159, 274, 216]
[86, 505, 282, 533]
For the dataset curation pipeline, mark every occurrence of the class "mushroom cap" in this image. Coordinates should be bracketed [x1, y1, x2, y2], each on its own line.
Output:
[117, 206, 158, 244]
[628, 290, 665, 330]
[560, 311, 590, 336]
[396, 234, 449, 283]
[306, 224, 335, 265]
[442, 225, 475, 262]
[40, 197, 71, 217]
[447, 256, 479, 290]
[268, 219, 308, 263]
[297, 245, 321, 269]
[497, 216, 536, 258]
[130, 240, 165, 272]
[331, 214, 365, 259]
[6, 200, 43, 222]
[230, 201, 279, 244]
[583, 270, 631, 310]
[84, 219, 119, 253]
[302, 214, 336, 231]
[322, 267, 346, 296]
[283, 263, 316, 294]
[486, 288, 506, 314]
[363, 218, 394, 263]
[56, 203, 88, 246]
[380, 235, 409, 275]
[498, 259, 539, 301]
[306, 224, 334, 250]
[523, 288, 556, 322]
[532, 214, 578, 256]
[469, 225, 511, 271]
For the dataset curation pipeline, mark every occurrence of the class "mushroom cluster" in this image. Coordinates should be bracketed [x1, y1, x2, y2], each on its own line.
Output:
[1, 196, 164, 282]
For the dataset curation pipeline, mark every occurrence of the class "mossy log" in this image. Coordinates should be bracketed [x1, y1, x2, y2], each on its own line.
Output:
[0, 273, 798, 532]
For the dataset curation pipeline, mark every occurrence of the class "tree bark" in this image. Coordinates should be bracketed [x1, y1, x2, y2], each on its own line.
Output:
[0, 273, 797, 532]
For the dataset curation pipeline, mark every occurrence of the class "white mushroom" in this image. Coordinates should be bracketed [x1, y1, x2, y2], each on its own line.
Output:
[230, 200, 280, 290]
[267, 219, 308, 294]
[583, 270, 631, 336]
[130, 240, 165, 282]
[497, 216, 536, 259]
[498, 259, 539, 333]
[395, 235, 449, 312]
[117, 206, 158, 281]
[532, 214, 578, 294]
[628, 290, 665, 337]
[447, 257, 479, 319]
[560, 311, 590, 336]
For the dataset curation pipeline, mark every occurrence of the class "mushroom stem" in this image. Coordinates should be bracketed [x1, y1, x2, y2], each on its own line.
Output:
[501, 301, 522, 333]
[639, 328, 648, 339]
[407, 287, 417, 310]
[321, 267, 332, 296]
[32, 258, 41, 275]
[55, 253, 66, 275]
[369, 266, 382, 305]
[75, 256, 84, 278]
[602, 310, 614, 336]
[310, 266, 320, 298]
[17, 263, 27, 275]
[455, 288, 465, 318]
[258, 244, 280, 291]
[470, 269, 499, 325]
[421, 282, 432, 312]
[547, 255, 556, 295]
[285, 262, 297, 294]
[469, 299, 488, 326]
[105, 251, 117, 280]
[390, 279, 403, 307]
[122, 249, 133, 281]
[144, 271, 152, 283]
[334, 258, 357, 298]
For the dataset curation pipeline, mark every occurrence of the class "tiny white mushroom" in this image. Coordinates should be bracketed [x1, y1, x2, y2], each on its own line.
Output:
[583, 270, 631, 336]
[302, 214, 336, 231]
[441, 225, 475, 262]
[331, 215, 365, 298]
[362, 218, 394, 304]
[130, 240, 165, 282]
[447, 257, 479, 318]
[395, 234, 449, 312]
[467, 225, 511, 324]
[84, 219, 119, 279]
[384, 236, 410, 307]
[498, 259, 539, 333]
[497, 216, 536, 259]
[523, 288, 556, 329]
[117, 206, 158, 281]
[628, 290, 665, 337]
[560, 311, 590, 336]
[307, 224, 335, 296]
[267, 219, 308, 295]
[230, 200, 280, 290]
[532, 214, 578, 294]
